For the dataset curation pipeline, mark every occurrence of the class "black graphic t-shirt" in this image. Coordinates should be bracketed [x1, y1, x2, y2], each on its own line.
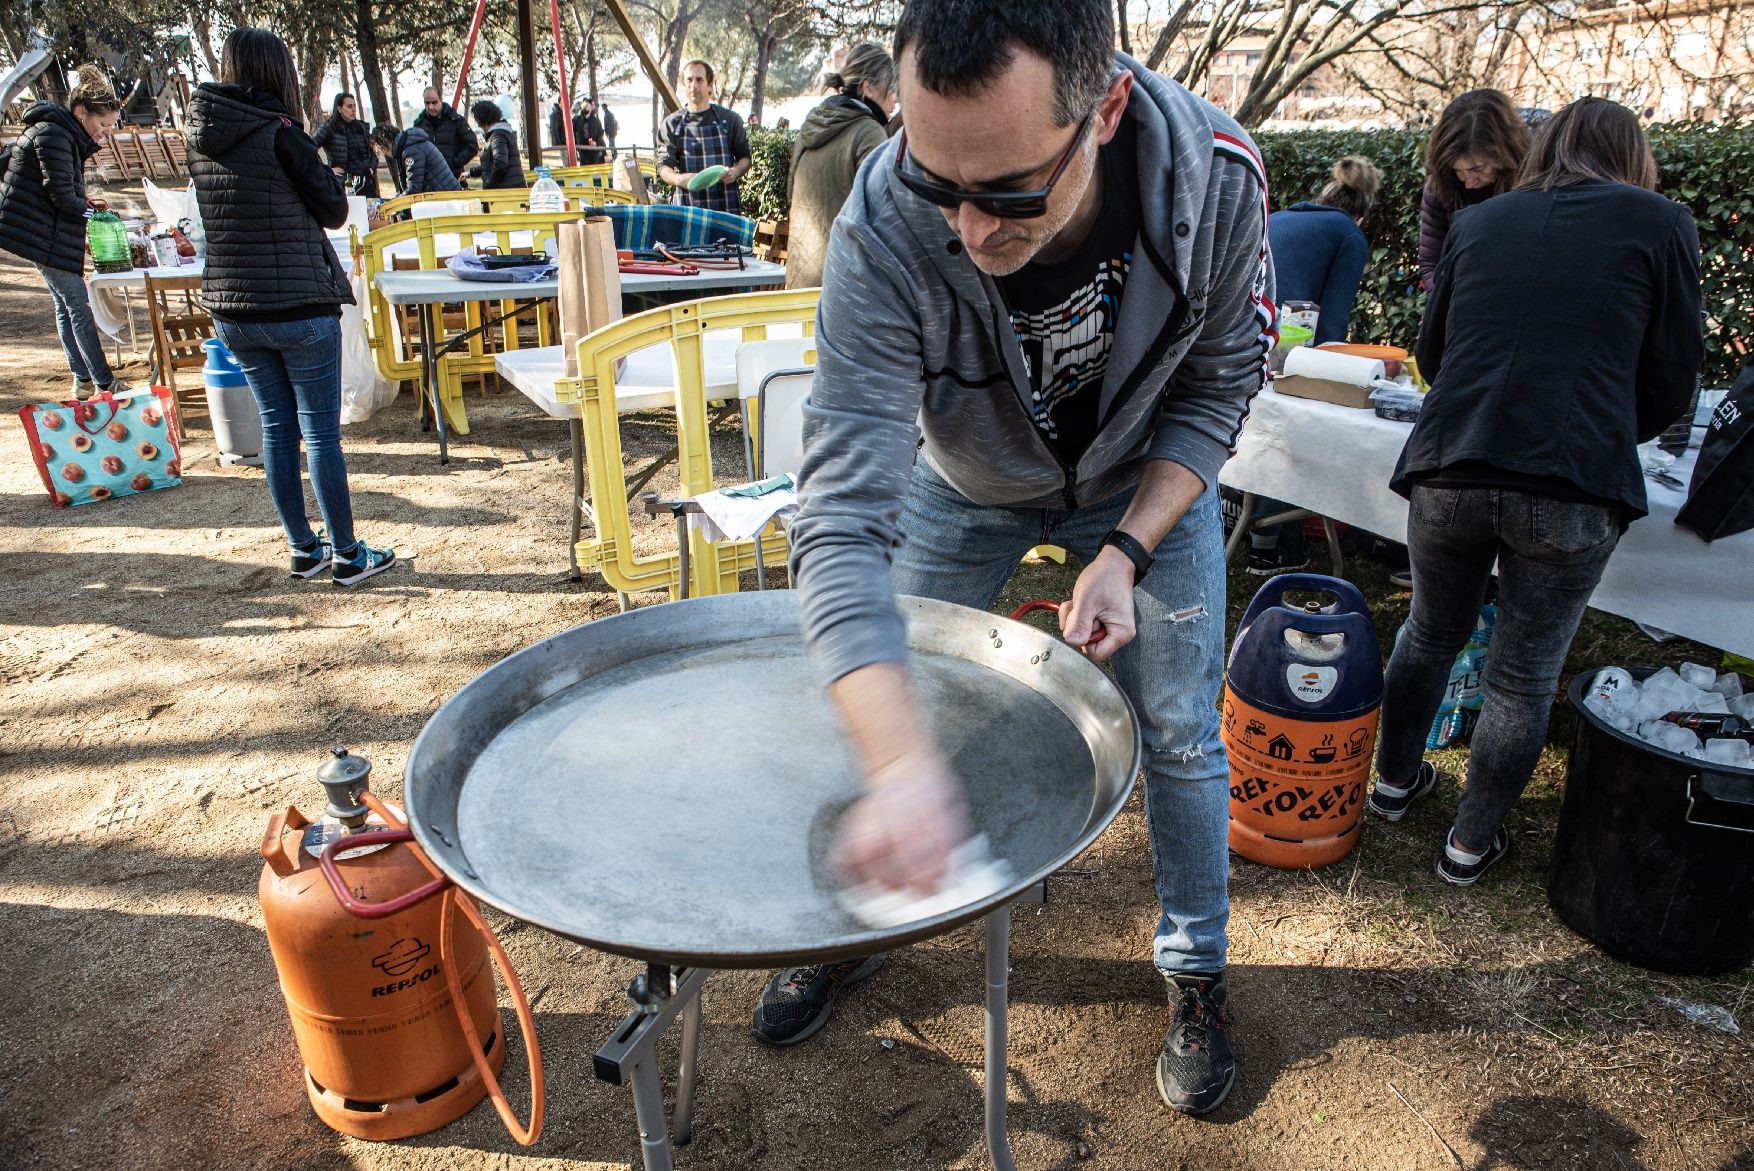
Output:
[997, 121, 1140, 467]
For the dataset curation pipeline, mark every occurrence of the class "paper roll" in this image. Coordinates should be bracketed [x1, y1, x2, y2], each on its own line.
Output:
[1282, 346, 1385, 387]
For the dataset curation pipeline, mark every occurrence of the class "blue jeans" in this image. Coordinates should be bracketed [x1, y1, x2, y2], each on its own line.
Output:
[893, 461, 1231, 973]
[213, 315, 356, 553]
[36, 263, 115, 385]
[1376, 486, 1618, 849]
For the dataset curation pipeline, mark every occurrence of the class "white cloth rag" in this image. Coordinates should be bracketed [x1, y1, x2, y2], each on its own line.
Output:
[687, 485, 798, 542]
[836, 834, 1013, 929]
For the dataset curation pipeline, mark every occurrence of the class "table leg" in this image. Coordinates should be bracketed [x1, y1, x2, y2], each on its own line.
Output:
[419, 303, 450, 464]
[628, 1053, 676, 1171]
[985, 906, 1018, 1171]
[1224, 492, 1256, 563]
[672, 992, 703, 1146]
[568, 418, 585, 582]
[1321, 516, 1346, 577]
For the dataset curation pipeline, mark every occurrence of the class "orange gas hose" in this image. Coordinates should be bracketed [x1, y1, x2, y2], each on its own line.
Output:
[363, 793, 544, 1145]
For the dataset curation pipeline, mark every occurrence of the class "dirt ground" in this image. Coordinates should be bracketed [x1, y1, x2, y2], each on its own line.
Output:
[1, 226, 1751, 1171]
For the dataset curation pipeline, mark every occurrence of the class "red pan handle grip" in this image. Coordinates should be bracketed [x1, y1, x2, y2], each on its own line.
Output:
[1008, 599, 1108, 647]
[318, 828, 451, 919]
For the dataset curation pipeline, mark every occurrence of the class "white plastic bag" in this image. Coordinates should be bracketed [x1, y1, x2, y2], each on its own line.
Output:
[340, 271, 397, 424]
[143, 178, 200, 235]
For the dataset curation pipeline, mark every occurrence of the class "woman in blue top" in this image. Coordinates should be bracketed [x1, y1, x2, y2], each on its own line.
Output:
[1268, 154, 1380, 345]
[1245, 155, 1381, 573]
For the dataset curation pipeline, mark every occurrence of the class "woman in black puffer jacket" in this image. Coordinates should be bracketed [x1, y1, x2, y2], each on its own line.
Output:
[311, 92, 377, 196]
[472, 99, 525, 189]
[187, 28, 396, 586]
[0, 68, 129, 398]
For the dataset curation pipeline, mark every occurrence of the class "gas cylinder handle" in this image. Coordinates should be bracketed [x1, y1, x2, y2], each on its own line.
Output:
[1236, 573, 1371, 632]
[318, 829, 452, 918]
[1008, 599, 1107, 647]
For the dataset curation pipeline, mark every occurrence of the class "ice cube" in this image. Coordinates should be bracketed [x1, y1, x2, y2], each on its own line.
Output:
[1679, 662, 1717, 688]
[1729, 694, 1754, 721]
[1644, 667, 1683, 691]
[1654, 724, 1700, 755]
[1696, 693, 1730, 715]
[1712, 672, 1746, 699]
[1703, 738, 1753, 770]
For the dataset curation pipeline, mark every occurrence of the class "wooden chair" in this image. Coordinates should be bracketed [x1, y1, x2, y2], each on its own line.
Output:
[143, 274, 214, 435]
[120, 130, 160, 180]
[753, 219, 789, 264]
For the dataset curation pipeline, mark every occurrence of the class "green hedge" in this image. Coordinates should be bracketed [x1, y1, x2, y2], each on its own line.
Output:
[742, 126, 796, 222]
[1251, 124, 1752, 387]
[744, 121, 1753, 386]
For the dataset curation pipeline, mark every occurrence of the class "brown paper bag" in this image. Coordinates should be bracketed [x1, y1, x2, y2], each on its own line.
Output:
[559, 215, 624, 379]
[621, 155, 651, 204]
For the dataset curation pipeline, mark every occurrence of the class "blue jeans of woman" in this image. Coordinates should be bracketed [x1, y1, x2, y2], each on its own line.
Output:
[1375, 485, 1619, 850]
[36, 262, 115, 385]
[212, 315, 356, 554]
[892, 460, 1232, 974]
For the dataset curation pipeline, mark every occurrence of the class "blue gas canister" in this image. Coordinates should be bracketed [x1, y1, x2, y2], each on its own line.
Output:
[202, 338, 263, 466]
[1222, 574, 1383, 868]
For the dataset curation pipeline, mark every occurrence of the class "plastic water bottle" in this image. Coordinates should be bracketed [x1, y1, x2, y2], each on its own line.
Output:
[87, 200, 133, 273]
[528, 167, 565, 214]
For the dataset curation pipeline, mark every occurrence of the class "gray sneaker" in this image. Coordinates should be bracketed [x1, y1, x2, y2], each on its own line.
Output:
[98, 377, 136, 396]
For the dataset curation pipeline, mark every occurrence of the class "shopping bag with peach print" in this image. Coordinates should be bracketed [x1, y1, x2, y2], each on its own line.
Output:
[18, 387, 183, 507]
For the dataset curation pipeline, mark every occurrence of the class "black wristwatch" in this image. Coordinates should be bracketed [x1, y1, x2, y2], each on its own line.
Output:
[1100, 529, 1154, 582]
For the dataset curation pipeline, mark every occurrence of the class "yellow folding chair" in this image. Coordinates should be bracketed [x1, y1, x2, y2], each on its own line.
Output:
[354, 211, 575, 434]
[375, 186, 632, 221]
[559, 288, 822, 599]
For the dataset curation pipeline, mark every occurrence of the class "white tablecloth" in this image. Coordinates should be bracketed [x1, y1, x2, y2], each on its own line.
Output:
[1220, 387, 1754, 658]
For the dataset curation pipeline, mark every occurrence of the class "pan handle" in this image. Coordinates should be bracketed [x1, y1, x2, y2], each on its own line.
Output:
[319, 829, 452, 918]
[1008, 599, 1107, 647]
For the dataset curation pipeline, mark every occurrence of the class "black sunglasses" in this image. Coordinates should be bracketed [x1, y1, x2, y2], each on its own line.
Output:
[894, 110, 1094, 220]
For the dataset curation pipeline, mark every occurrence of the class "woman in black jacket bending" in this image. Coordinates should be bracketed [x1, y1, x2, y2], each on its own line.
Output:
[187, 28, 395, 586]
[1367, 98, 1701, 884]
[0, 68, 130, 398]
[312, 91, 377, 196]
[472, 99, 525, 189]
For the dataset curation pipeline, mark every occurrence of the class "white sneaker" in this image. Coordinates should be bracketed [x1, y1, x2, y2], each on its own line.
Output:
[72, 377, 97, 400]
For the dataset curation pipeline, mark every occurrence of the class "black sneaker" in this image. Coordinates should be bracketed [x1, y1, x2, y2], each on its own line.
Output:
[751, 954, 885, 1047]
[1245, 545, 1310, 576]
[332, 541, 397, 587]
[1367, 760, 1439, 822]
[289, 532, 333, 579]
[1436, 826, 1513, 886]
[1155, 971, 1236, 1116]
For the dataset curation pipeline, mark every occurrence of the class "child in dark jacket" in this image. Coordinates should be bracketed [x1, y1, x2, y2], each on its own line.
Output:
[471, 100, 525, 189]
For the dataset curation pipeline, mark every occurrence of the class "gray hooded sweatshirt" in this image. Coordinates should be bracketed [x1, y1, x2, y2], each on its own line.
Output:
[789, 54, 1276, 685]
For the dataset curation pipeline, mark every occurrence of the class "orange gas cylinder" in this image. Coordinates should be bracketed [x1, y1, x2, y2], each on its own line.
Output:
[258, 747, 505, 1140]
[1222, 575, 1383, 868]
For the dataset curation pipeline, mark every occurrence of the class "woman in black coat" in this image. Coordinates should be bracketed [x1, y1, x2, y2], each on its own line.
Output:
[372, 123, 462, 195]
[1367, 98, 1702, 884]
[311, 92, 377, 196]
[471, 99, 525, 189]
[0, 69, 129, 398]
[188, 28, 395, 586]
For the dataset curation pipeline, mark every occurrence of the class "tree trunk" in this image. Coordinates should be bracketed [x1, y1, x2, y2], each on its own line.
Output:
[1116, 0, 1131, 55]
[430, 47, 445, 94]
[749, 30, 775, 124]
[388, 60, 404, 128]
[355, 0, 394, 125]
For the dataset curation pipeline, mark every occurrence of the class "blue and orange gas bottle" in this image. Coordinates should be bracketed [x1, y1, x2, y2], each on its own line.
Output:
[1222, 574, 1383, 868]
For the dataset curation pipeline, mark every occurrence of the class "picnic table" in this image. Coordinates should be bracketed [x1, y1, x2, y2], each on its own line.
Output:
[1220, 387, 1754, 658]
[372, 259, 784, 463]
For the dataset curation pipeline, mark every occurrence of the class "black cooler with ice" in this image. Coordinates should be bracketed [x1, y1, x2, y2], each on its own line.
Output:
[1552, 663, 1754, 974]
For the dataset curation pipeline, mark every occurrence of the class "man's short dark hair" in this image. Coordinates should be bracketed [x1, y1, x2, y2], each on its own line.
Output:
[684, 59, 714, 85]
[894, 0, 1114, 127]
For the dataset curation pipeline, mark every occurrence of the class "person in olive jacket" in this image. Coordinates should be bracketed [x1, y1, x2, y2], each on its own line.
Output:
[414, 87, 478, 178]
[1368, 98, 1702, 885]
[311, 91, 377, 196]
[783, 43, 897, 289]
[472, 99, 525, 188]
[0, 69, 129, 398]
[187, 27, 396, 587]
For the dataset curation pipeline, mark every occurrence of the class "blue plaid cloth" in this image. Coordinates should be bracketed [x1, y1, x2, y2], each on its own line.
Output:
[659, 104, 749, 214]
[589, 204, 755, 252]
